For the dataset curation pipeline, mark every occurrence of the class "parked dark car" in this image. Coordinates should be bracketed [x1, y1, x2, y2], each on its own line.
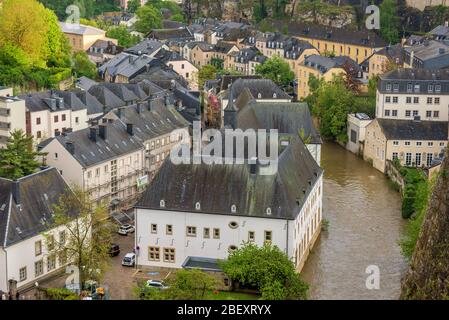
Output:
[109, 244, 120, 257]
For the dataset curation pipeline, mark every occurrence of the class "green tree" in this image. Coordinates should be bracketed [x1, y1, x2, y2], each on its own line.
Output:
[73, 51, 97, 79]
[0, 129, 47, 180]
[309, 75, 355, 143]
[137, 269, 218, 300]
[106, 26, 142, 47]
[45, 186, 114, 286]
[134, 4, 163, 34]
[220, 243, 308, 300]
[198, 64, 217, 89]
[170, 13, 186, 23]
[127, 0, 141, 13]
[0, 0, 50, 66]
[380, 0, 400, 44]
[255, 55, 294, 88]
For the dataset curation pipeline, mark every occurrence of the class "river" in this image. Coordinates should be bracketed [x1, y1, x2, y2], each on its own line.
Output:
[301, 142, 408, 300]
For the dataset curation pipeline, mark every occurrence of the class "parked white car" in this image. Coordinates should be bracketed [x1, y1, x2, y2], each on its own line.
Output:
[122, 253, 136, 267]
[146, 280, 169, 290]
[118, 224, 135, 235]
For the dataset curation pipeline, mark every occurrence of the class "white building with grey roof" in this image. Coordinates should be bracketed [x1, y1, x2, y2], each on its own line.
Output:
[0, 168, 79, 293]
[134, 135, 323, 273]
[39, 101, 190, 214]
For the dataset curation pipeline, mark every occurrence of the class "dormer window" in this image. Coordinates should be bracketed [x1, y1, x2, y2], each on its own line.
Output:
[231, 204, 236, 213]
[266, 207, 272, 215]
[407, 83, 412, 92]
[160, 199, 165, 208]
[386, 83, 392, 91]
[195, 202, 201, 210]
[257, 93, 262, 98]
[273, 93, 277, 98]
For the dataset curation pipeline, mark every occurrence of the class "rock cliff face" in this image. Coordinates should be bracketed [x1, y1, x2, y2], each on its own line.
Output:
[400, 150, 449, 300]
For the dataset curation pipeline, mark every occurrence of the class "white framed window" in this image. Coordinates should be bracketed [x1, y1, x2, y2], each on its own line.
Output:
[393, 141, 399, 146]
[35, 260, 43, 277]
[405, 141, 411, 146]
[35, 240, 42, 256]
[47, 255, 56, 271]
[19, 267, 27, 282]
[203, 228, 210, 238]
[151, 224, 157, 234]
[163, 248, 175, 263]
[148, 246, 160, 261]
[248, 231, 255, 242]
[405, 153, 412, 166]
[264, 230, 272, 243]
[213, 228, 220, 239]
[166, 225, 173, 235]
[186, 226, 197, 237]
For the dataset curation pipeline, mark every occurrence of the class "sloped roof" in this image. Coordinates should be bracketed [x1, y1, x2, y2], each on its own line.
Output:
[377, 119, 448, 141]
[237, 100, 322, 144]
[19, 91, 87, 113]
[0, 168, 77, 247]
[136, 136, 322, 220]
[88, 85, 126, 110]
[59, 22, 105, 36]
[222, 78, 291, 100]
[74, 90, 104, 115]
[125, 39, 164, 56]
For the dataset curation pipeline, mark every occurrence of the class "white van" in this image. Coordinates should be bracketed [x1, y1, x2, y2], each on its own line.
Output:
[122, 253, 136, 267]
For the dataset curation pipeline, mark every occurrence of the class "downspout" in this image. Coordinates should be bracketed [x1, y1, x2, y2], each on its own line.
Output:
[2, 248, 8, 292]
[286, 219, 289, 260]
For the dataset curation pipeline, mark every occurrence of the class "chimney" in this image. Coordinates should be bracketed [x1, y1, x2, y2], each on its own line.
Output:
[445, 21, 448, 28]
[165, 95, 170, 106]
[99, 125, 107, 140]
[89, 127, 97, 142]
[126, 123, 134, 135]
[66, 141, 75, 155]
[128, 55, 134, 64]
[148, 95, 153, 111]
[12, 181, 20, 205]
[136, 103, 143, 114]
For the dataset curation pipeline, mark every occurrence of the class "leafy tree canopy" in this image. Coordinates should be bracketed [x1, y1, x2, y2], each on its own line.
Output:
[73, 51, 97, 79]
[135, 4, 163, 34]
[255, 55, 294, 88]
[198, 65, 217, 89]
[106, 26, 142, 48]
[0, 129, 47, 180]
[137, 269, 218, 300]
[220, 243, 308, 300]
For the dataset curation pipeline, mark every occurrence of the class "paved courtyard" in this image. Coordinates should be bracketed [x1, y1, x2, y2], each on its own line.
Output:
[21, 232, 172, 300]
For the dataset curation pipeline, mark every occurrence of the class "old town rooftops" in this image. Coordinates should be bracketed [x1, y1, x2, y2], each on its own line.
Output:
[135, 135, 322, 220]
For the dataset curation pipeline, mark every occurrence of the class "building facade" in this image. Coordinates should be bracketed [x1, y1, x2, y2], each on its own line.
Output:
[134, 136, 323, 273]
[376, 69, 449, 122]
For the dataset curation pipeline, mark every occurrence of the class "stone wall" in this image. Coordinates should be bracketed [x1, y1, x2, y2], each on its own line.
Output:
[400, 149, 449, 299]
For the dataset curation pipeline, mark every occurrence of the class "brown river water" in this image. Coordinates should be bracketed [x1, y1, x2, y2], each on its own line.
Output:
[301, 143, 408, 300]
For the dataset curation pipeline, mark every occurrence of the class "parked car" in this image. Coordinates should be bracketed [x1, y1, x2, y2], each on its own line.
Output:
[109, 243, 120, 257]
[117, 224, 135, 236]
[146, 280, 169, 290]
[122, 253, 136, 267]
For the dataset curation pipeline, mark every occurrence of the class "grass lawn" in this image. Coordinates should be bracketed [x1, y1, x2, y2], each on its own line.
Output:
[205, 291, 260, 300]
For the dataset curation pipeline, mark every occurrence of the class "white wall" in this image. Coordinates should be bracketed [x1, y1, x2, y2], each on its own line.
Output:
[0, 248, 7, 292]
[1, 224, 70, 292]
[135, 174, 323, 271]
[376, 91, 449, 121]
[136, 209, 290, 269]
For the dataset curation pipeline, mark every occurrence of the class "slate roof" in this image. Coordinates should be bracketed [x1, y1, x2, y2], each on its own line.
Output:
[374, 44, 404, 65]
[88, 85, 126, 110]
[124, 39, 164, 56]
[76, 76, 98, 91]
[403, 40, 449, 66]
[148, 27, 194, 41]
[19, 91, 87, 113]
[236, 100, 322, 144]
[74, 90, 104, 115]
[302, 54, 361, 74]
[0, 167, 77, 247]
[377, 119, 448, 141]
[222, 78, 291, 100]
[99, 52, 157, 79]
[135, 135, 322, 220]
[275, 22, 386, 48]
[59, 22, 105, 36]
[45, 103, 189, 168]
[379, 68, 449, 81]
